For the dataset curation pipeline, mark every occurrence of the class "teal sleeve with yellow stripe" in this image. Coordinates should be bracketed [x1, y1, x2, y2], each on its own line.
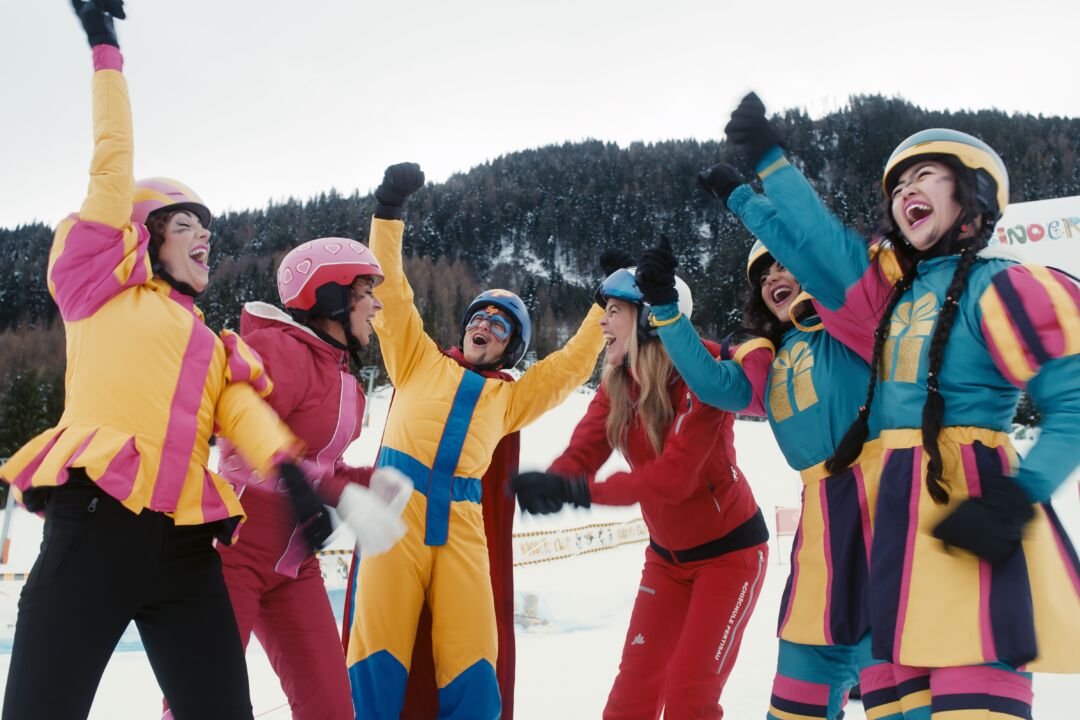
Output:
[728, 146, 875, 312]
[653, 307, 764, 413]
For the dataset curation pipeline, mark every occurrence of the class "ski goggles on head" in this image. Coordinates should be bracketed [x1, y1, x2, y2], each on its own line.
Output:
[465, 307, 515, 341]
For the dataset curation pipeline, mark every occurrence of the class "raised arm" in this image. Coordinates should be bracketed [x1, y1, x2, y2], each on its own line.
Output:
[504, 304, 605, 432]
[719, 94, 902, 352]
[48, 4, 152, 321]
[368, 163, 437, 386]
[635, 236, 771, 413]
[655, 312, 771, 415]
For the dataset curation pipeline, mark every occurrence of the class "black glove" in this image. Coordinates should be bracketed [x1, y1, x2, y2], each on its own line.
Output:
[635, 236, 679, 307]
[932, 473, 1035, 563]
[724, 92, 782, 169]
[511, 471, 591, 515]
[279, 462, 333, 552]
[698, 163, 744, 207]
[374, 162, 425, 220]
[599, 248, 635, 277]
[71, 0, 125, 48]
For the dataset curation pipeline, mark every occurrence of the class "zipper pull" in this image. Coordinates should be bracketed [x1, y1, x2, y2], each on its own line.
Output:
[88, 497, 98, 513]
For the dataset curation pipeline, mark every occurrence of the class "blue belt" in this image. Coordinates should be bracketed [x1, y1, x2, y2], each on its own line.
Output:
[377, 370, 486, 546]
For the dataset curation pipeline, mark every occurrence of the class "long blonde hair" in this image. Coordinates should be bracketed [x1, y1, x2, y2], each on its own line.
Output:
[602, 307, 676, 456]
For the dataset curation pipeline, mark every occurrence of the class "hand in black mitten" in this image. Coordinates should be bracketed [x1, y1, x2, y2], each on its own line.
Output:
[698, 163, 744, 207]
[599, 248, 635, 277]
[635, 236, 679, 307]
[71, 0, 125, 48]
[511, 471, 591, 515]
[279, 462, 333, 552]
[724, 92, 782, 169]
[374, 162, 425, 219]
[932, 473, 1034, 563]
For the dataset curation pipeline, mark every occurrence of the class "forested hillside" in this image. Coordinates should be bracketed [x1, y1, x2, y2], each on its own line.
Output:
[2, 95, 1076, 454]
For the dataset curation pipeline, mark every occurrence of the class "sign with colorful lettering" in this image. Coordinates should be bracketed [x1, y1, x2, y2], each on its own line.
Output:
[994, 195, 1080, 275]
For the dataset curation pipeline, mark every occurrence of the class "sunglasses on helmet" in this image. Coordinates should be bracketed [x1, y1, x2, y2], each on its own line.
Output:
[466, 309, 515, 341]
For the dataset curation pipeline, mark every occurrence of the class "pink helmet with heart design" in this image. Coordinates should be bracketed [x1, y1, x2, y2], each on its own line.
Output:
[277, 238, 384, 319]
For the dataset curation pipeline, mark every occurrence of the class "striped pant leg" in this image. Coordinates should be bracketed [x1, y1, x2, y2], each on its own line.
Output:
[767, 639, 860, 720]
[856, 645, 930, 720]
[928, 664, 1032, 719]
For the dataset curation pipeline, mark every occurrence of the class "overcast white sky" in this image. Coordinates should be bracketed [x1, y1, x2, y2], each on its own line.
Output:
[2, 0, 1078, 228]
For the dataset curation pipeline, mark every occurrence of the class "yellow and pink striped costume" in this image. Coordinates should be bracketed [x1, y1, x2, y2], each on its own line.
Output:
[0, 46, 295, 541]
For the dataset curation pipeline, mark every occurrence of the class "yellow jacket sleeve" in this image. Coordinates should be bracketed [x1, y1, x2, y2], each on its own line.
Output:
[369, 217, 442, 386]
[214, 382, 299, 476]
[504, 304, 605, 432]
[47, 53, 149, 318]
[80, 61, 136, 229]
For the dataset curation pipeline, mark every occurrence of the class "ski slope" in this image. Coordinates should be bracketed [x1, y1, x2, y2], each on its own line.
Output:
[0, 386, 1077, 718]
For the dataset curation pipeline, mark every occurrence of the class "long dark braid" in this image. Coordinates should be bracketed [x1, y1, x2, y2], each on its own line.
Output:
[825, 259, 918, 474]
[918, 229, 990, 503]
[827, 156, 994, 499]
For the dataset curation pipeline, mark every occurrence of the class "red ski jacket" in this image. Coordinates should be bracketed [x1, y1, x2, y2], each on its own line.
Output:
[217, 301, 369, 576]
[549, 340, 763, 553]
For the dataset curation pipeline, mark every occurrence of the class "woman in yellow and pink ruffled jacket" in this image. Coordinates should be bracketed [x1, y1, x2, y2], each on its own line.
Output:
[0, 4, 300, 718]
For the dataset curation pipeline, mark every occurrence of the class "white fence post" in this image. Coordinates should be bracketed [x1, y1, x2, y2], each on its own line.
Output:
[0, 458, 12, 565]
[359, 367, 378, 427]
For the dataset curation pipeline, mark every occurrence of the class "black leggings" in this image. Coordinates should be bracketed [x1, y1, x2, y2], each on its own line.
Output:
[2, 475, 253, 720]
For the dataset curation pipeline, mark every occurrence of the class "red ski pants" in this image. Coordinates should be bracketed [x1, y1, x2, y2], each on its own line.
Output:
[604, 543, 768, 720]
[219, 500, 353, 720]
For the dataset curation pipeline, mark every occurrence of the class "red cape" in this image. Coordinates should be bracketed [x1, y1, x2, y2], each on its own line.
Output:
[343, 348, 519, 719]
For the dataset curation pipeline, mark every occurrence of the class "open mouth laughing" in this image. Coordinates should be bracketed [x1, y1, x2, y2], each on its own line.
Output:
[904, 200, 933, 229]
[770, 286, 793, 305]
[189, 244, 210, 270]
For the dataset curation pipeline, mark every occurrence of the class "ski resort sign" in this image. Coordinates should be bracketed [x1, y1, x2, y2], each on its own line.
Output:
[994, 195, 1080, 275]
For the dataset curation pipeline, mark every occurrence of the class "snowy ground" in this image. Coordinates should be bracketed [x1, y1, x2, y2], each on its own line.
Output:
[0, 386, 1077, 718]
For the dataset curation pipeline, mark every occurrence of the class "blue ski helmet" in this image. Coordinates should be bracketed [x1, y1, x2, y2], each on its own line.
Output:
[595, 267, 693, 342]
[461, 289, 532, 368]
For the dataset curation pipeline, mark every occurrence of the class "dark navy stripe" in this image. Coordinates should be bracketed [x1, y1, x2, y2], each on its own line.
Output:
[376, 447, 482, 503]
[1043, 502, 1080, 582]
[974, 442, 1037, 666]
[932, 692, 1032, 719]
[861, 687, 901, 707]
[425, 370, 486, 546]
[896, 674, 930, 699]
[870, 447, 916, 662]
[769, 695, 828, 716]
[991, 271, 1052, 366]
[824, 466, 871, 645]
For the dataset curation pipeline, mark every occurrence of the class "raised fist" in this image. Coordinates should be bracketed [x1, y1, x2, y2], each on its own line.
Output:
[374, 162, 425, 219]
[724, 92, 782, 169]
[71, 0, 125, 48]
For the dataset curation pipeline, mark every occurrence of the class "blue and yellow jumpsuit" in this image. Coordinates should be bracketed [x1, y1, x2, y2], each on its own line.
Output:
[345, 217, 605, 719]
